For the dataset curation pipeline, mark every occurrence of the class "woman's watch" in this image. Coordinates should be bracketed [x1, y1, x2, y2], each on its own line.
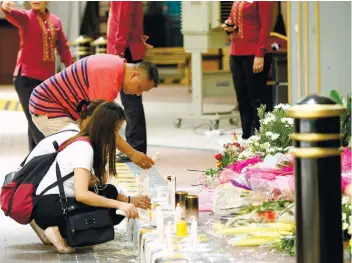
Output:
[128, 196, 131, 203]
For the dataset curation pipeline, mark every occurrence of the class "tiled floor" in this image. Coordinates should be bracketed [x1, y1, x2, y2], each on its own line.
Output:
[0, 84, 236, 262]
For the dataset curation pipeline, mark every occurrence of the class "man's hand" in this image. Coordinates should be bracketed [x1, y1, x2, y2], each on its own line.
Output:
[130, 195, 151, 210]
[142, 35, 153, 49]
[221, 19, 237, 33]
[1, 1, 14, 12]
[130, 150, 154, 169]
[253, 56, 264, 74]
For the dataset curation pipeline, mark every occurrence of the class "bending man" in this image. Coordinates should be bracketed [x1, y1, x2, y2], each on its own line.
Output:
[29, 54, 159, 169]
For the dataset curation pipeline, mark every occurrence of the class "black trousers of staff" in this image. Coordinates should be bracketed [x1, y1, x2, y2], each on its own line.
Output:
[13, 70, 45, 151]
[120, 48, 147, 154]
[230, 54, 272, 139]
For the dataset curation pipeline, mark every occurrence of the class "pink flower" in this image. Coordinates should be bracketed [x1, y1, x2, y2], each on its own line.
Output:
[341, 147, 352, 173]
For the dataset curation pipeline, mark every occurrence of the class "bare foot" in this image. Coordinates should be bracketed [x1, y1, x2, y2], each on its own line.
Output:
[44, 226, 76, 254]
[29, 220, 51, 245]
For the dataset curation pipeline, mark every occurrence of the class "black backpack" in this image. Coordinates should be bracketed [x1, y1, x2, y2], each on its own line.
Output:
[0, 133, 90, 225]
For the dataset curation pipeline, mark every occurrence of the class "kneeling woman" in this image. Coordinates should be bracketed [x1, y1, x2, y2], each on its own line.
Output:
[31, 102, 147, 253]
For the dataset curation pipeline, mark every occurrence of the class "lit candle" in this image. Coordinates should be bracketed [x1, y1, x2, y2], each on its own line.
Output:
[175, 191, 187, 219]
[185, 195, 199, 222]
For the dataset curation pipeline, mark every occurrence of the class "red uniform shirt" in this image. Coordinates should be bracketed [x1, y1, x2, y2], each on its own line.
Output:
[107, 1, 145, 61]
[29, 54, 125, 120]
[228, 1, 275, 57]
[1, 8, 73, 81]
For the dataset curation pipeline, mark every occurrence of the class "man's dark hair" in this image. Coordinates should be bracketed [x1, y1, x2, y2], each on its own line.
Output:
[137, 61, 159, 88]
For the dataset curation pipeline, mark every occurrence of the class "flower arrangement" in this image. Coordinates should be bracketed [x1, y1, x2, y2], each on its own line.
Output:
[342, 195, 352, 239]
[214, 141, 244, 169]
[238, 104, 294, 160]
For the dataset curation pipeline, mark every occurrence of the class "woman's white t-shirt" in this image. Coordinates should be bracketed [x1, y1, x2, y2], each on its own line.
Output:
[27, 124, 94, 197]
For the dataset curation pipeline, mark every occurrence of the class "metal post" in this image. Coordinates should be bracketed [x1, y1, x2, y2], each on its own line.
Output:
[287, 95, 346, 263]
[73, 35, 93, 60]
[91, 37, 107, 54]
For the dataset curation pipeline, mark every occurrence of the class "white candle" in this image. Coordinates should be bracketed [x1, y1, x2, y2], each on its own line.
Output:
[191, 216, 198, 251]
[174, 203, 181, 223]
[155, 206, 164, 241]
[143, 176, 150, 196]
[165, 222, 173, 251]
[169, 173, 176, 207]
[150, 209, 157, 227]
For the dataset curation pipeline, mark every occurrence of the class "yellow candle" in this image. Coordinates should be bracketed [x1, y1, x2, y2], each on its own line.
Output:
[176, 220, 187, 237]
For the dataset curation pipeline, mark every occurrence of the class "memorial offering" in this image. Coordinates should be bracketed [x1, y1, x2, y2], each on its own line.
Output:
[185, 195, 199, 222]
[199, 94, 352, 258]
[175, 191, 188, 218]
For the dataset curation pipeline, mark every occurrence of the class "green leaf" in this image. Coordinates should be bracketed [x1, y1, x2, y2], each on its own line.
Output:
[330, 90, 343, 105]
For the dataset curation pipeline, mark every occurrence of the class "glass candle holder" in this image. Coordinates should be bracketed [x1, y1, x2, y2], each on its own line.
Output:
[185, 195, 199, 222]
[175, 191, 188, 218]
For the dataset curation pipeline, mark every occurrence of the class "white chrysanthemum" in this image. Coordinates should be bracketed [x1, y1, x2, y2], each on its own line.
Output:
[348, 226, 352, 235]
[238, 148, 255, 159]
[275, 104, 291, 111]
[267, 148, 275, 153]
[343, 222, 349, 230]
[266, 131, 273, 136]
[262, 142, 271, 148]
[343, 212, 347, 221]
[281, 117, 294, 126]
[262, 114, 276, 125]
[271, 133, 280, 140]
[248, 135, 260, 143]
[342, 196, 349, 205]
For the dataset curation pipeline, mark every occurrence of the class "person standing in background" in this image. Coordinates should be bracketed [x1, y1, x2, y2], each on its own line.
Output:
[107, 1, 153, 162]
[222, 1, 275, 140]
[0, 1, 73, 151]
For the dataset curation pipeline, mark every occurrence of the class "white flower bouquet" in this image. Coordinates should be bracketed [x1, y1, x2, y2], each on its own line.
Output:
[239, 104, 294, 160]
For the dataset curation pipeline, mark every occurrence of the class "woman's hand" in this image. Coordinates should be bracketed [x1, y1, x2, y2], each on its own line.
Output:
[253, 57, 264, 74]
[1, 1, 14, 12]
[130, 195, 151, 210]
[221, 19, 237, 33]
[118, 202, 139, 219]
[130, 150, 154, 169]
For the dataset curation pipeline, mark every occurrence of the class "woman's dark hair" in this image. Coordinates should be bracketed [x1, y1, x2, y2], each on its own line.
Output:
[67, 101, 126, 181]
[76, 99, 105, 120]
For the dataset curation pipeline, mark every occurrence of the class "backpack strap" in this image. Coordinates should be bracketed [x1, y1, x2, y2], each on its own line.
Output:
[18, 129, 79, 168]
[39, 137, 92, 204]
[57, 136, 92, 153]
[55, 162, 68, 213]
[38, 172, 74, 196]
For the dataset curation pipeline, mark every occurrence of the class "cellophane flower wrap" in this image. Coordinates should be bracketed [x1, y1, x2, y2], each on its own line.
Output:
[341, 147, 352, 191]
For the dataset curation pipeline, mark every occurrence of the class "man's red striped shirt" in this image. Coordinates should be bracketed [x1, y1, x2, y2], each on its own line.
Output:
[29, 54, 125, 120]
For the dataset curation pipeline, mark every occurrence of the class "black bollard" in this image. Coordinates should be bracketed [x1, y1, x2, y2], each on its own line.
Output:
[91, 37, 107, 54]
[73, 35, 93, 60]
[286, 95, 346, 263]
